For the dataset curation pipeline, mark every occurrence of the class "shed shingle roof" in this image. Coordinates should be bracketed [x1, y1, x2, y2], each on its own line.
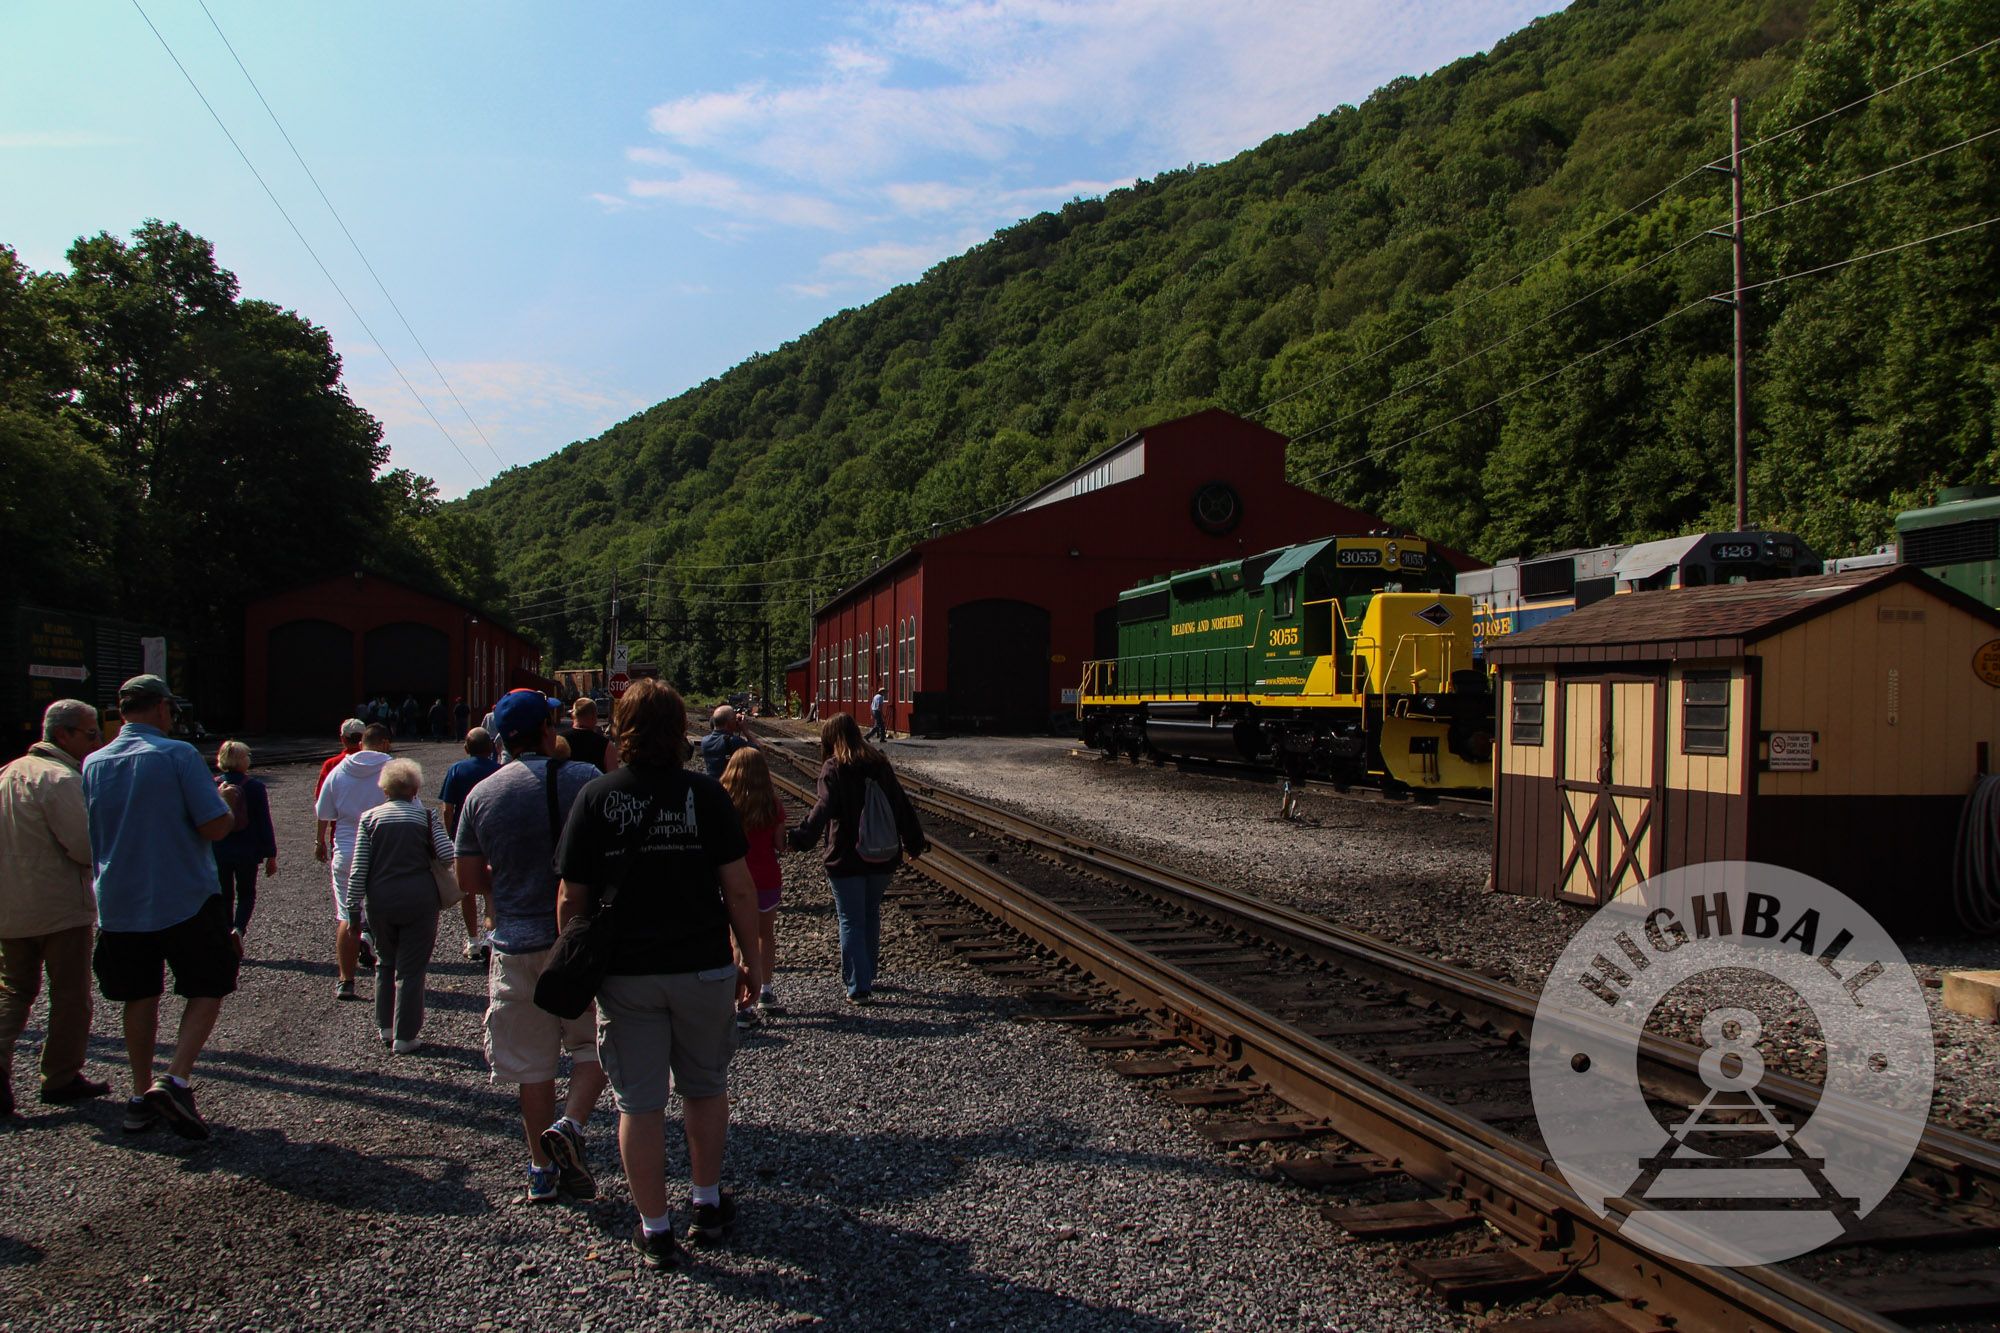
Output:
[1483, 565, 2000, 665]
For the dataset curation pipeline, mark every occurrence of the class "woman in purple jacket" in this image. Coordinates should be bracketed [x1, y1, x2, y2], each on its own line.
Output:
[788, 712, 927, 1002]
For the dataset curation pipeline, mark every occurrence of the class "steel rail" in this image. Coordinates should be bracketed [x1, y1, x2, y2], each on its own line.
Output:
[880, 765, 2000, 1210]
[765, 769, 1900, 1333]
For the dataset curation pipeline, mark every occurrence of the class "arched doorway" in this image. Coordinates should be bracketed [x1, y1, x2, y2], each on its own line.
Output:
[363, 621, 451, 706]
[266, 619, 355, 736]
[946, 599, 1051, 732]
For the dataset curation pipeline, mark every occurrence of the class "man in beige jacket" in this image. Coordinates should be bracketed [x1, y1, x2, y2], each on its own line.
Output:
[0, 698, 110, 1117]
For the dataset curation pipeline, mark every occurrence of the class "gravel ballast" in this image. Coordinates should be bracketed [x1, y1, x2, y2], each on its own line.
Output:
[874, 733, 2000, 1143]
[0, 740, 1468, 1332]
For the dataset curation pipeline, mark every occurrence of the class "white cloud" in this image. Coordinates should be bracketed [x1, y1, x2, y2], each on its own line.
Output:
[626, 168, 851, 229]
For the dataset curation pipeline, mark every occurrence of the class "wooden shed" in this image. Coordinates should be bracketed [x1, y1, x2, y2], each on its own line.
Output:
[1484, 566, 2000, 934]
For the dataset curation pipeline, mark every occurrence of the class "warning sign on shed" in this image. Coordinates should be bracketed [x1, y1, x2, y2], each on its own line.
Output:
[1768, 731, 1816, 771]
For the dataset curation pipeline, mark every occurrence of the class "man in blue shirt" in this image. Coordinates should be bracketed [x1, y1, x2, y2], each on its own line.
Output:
[699, 705, 757, 779]
[455, 690, 605, 1203]
[82, 675, 236, 1140]
[438, 727, 502, 963]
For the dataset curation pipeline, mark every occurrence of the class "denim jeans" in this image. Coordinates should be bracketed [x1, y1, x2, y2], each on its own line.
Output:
[827, 872, 892, 996]
[215, 861, 258, 935]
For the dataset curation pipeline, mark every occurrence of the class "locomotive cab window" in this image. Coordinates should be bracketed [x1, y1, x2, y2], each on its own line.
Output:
[1275, 581, 1296, 618]
[1682, 670, 1731, 755]
[1510, 675, 1545, 747]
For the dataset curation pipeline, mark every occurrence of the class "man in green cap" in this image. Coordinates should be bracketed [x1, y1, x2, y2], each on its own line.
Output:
[82, 674, 238, 1139]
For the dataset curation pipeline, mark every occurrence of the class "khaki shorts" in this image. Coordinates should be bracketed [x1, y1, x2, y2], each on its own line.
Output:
[597, 968, 739, 1112]
[484, 947, 599, 1084]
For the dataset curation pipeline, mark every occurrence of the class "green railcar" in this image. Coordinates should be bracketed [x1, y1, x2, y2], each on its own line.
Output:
[1897, 485, 2000, 608]
[1078, 534, 1494, 791]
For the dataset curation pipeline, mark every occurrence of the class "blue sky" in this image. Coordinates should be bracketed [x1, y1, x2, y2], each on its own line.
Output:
[4, 1, 1559, 497]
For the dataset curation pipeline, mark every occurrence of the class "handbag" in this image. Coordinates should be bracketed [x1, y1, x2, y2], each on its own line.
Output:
[427, 808, 465, 909]
[533, 759, 622, 1020]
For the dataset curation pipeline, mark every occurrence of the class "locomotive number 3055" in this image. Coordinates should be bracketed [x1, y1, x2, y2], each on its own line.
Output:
[1268, 627, 1301, 647]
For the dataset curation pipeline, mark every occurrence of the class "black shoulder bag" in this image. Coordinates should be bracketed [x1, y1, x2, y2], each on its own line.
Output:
[533, 760, 636, 1020]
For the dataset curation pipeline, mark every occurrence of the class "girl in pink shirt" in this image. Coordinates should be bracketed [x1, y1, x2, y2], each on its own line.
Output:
[721, 747, 785, 1022]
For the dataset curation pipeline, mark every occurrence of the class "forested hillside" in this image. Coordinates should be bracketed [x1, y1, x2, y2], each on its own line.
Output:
[463, 0, 2000, 682]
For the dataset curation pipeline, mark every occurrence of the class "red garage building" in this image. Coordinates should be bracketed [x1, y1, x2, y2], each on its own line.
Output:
[809, 409, 1482, 733]
[243, 571, 547, 735]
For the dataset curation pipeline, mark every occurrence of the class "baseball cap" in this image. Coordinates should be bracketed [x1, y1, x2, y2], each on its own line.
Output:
[492, 688, 560, 742]
[118, 674, 173, 704]
[339, 718, 366, 740]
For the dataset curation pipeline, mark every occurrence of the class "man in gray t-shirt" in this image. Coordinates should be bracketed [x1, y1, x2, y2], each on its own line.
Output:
[454, 689, 606, 1205]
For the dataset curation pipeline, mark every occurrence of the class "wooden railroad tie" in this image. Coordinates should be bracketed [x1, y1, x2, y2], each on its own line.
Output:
[1825, 1267, 2000, 1321]
[1194, 1115, 1321, 1146]
[1322, 1197, 1477, 1240]
[1273, 1152, 1393, 1189]
[1483, 1308, 1673, 1333]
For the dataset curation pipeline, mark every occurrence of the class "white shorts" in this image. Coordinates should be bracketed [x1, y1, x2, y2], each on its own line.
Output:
[329, 852, 355, 924]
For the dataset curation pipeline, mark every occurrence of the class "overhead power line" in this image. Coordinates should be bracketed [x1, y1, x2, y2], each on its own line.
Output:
[1259, 30, 2000, 430]
[193, 0, 509, 472]
[128, 0, 486, 486]
[1301, 210, 2000, 486]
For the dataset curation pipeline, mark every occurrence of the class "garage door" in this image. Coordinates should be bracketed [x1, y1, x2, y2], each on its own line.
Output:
[947, 599, 1051, 732]
[267, 619, 354, 736]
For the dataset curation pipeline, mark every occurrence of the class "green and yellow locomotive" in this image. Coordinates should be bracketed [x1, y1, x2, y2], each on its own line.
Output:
[1077, 534, 1494, 791]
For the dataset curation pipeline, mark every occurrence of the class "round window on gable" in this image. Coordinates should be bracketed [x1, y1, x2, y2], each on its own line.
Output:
[1191, 481, 1242, 536]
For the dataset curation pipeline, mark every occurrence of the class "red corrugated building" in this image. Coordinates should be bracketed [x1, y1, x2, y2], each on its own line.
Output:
[809, 409, 1483, 733]
[243, 571, 547, 734]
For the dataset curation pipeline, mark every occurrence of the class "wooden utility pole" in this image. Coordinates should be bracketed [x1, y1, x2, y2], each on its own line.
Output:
[1730, 96, 1747, 533]
[607, 567, 619, 683]
[1705, 97, 1749, 531]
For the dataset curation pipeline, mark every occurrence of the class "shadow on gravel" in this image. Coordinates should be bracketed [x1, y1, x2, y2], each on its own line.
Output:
[584, 1119, 1199, 1332]
[0, 1236, 42, 1269]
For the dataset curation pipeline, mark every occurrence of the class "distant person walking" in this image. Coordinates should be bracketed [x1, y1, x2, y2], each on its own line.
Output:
[788, 712, 927, 1002]
[400, 696, 421, 740]
[83, 675, 238, 1139]
[558, 696, 618, 773]
[346, 759, 453, 1053]
[554, 679, 760, 1268]
[0, 699, 110, 1118]
[865, 688, 887, 742]
[453, 697, 470, 741]
[428, 698, 448, 742]
[699, 705, 756, 780]
[438, 728, 502, 963]
[719, 746, 786, 1023]
[314, 725, 395, 998]
[455, 689, 606, 1204]
[212, 741, 277, 949]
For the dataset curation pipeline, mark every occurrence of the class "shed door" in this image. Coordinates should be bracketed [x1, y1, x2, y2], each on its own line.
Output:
[1555, 675, 1664, 903]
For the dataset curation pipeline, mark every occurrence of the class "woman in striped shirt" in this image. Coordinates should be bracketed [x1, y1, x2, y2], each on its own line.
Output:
[346, 759, 454, 1053]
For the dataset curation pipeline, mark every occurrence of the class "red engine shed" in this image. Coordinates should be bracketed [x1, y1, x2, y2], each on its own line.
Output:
[809, 409, 1483, 733]
[243, 571, 546, 735]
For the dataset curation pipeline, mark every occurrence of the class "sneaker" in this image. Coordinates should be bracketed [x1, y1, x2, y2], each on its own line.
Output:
[392, 1039, 422, 1055]
[40, 1075, 111, 1105]
[526, 1164, 560, 1204]
[144, 1077, 209, 1141]
[758, 985, 781, 1013]
[538, 1118, 595, 1200]
[846, 990, 873, 1005]
[335, 979, 358, 1001]
[735, 1006, 759, 1030]
[358, 937, 378, 969]
[378, 1026, 394, 1043]
[121, 1095, 160, 1134]
[685, 1193, 738, 1248]
[632, 1220, 683, 1270]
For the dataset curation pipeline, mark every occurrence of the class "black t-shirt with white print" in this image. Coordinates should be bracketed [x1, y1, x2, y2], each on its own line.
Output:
[554, 762, 750, 976]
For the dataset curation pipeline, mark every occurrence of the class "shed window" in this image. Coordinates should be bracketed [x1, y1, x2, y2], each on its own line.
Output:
[1510, 676, 1545, 747]
[1682, 671, 1731, 755]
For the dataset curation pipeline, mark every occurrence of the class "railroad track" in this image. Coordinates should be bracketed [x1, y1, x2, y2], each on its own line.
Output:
[1090, 742, 1495, 813]
[759, 733, 2000, 1332]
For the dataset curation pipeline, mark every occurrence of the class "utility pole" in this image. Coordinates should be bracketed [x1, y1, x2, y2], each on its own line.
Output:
[1706, 97, 1749, 532]
[1730, 96, 1747, 533]
[607, 566, 619, 686]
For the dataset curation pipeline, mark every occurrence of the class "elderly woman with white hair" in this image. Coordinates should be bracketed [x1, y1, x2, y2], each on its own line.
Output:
[345, 759, 454, 1053]
[213, 740, 277, 953]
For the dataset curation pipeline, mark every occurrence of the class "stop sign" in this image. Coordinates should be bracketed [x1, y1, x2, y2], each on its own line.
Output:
[609, 671, 630, 697]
